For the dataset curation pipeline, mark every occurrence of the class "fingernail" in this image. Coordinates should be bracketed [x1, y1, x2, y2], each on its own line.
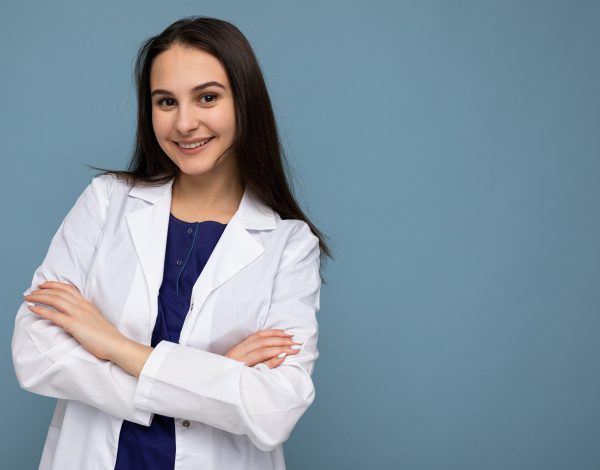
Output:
[290, 345, 302, 350]
[284, 330, 295, 336]
[27, 302, 35, 307]
[277, 352, 286, 358]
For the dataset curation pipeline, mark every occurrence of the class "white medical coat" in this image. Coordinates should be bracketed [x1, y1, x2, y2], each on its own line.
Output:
[11, 174, 321, 470]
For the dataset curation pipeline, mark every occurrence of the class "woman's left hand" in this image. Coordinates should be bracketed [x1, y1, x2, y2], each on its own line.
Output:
[24, 281, 125, 361]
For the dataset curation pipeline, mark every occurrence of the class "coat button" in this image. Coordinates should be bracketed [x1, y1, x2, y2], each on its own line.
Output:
[182, 420, 191, 427]
[187, 227, 193, 234]
[176, 259, 183, 266]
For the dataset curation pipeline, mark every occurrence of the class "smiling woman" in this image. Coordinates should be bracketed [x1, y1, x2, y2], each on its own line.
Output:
[11, 16, 332, 470]
[150, 46, 238, 182]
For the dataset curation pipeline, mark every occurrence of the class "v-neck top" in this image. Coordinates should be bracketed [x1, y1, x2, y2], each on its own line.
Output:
[114, 213, 227, 470]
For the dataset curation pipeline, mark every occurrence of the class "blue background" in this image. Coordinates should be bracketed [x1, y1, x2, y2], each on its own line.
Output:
[1, 1, 599, 469]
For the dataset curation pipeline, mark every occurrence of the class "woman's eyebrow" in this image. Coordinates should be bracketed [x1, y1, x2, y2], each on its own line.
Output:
[151, 81, 226, 97]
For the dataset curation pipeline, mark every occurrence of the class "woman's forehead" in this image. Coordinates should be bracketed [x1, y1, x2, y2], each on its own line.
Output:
[150, 44, 229, 91]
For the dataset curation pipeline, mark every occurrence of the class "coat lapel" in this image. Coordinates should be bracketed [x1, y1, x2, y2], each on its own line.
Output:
[125, 177, 278, 341]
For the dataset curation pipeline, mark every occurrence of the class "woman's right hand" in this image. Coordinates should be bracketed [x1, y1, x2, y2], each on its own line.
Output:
[224, 329, 303, 368]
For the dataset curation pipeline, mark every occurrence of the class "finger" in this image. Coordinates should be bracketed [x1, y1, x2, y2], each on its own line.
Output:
[238, 336, 302, 357]
[228, 329, 294, 356]
[244, 345, 302, 366]
[27, 303, 68, 329]
[262, 354, 287, 369]
[252, 336, 303, 349]
[238, 329, 294, 347]
[39, 281, 82, 298]
[254, 329, 295, 338]
[228, 341, 302, 364]
[260, 345, 303, 369]
[242, 347, 286, 367]
[24, 290, 76, 315]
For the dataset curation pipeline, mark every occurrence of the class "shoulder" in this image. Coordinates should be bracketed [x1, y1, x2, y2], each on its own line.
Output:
[85, 173, 141, 208]
[54, 174, 120, 245]
[87, 173, 118, 202]
[273, 218, 321, 267]
[89, 172, 134, 196]
[276, 219, 318, 245]
[72, 173, 128, 226]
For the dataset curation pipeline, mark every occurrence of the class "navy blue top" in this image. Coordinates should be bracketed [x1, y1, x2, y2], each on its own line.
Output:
[114, 213, 227, 470]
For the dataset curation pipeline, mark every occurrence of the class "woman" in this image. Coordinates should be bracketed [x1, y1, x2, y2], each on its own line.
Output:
[12, 16, 331, 470]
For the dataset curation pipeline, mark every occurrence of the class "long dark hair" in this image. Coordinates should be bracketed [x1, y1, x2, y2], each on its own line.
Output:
[92, 16, 332, 279]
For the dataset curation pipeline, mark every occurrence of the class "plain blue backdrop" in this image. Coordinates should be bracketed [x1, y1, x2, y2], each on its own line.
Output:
[1, 1, 599, 469]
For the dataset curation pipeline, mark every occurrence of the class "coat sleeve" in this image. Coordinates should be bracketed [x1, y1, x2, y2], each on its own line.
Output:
[132, 221, 322, 451]
[11, 175, 153, 426]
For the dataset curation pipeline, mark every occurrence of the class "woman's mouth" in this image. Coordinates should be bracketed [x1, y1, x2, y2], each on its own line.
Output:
[174, 137, 214, 154]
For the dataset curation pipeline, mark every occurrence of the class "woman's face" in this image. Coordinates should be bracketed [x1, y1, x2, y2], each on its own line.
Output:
[150, 44, 237, 179]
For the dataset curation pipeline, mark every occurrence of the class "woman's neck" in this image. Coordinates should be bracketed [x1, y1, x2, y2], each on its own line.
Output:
[170, 171, 245, 224]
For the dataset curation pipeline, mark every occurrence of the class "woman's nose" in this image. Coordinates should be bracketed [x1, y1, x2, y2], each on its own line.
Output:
[174, 104, 200, 135]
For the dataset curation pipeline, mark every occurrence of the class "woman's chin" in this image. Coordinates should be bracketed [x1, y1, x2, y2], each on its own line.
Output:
[177, 166, 215, 178]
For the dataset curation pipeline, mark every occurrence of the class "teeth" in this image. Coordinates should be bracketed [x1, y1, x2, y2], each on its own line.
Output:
[178, 138, 211, 149]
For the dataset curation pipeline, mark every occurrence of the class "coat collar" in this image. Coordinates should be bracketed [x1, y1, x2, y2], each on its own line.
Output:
[127, 176, 278, 230]
[125, 176, 278, 344]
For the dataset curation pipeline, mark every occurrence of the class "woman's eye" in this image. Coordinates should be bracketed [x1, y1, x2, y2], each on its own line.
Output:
[200, 94, 218, 104]
[157, 98, 176, 107]
[155, 95, 217, 107]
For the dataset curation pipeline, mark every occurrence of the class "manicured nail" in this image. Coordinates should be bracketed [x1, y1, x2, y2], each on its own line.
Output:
[283, 330, 295, 336]
[27, 302, 35, 307]
[290, 345, 302, 350]
[277, 352, 286, 358]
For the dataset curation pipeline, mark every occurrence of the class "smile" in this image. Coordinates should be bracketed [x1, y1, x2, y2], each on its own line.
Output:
[176, 137, 214, 149]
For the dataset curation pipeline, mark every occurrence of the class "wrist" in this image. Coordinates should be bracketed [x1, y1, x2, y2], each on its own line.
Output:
[106, 332, 130, 363]
[110, 335, 154, 377]
[111, 336, 154, 378]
